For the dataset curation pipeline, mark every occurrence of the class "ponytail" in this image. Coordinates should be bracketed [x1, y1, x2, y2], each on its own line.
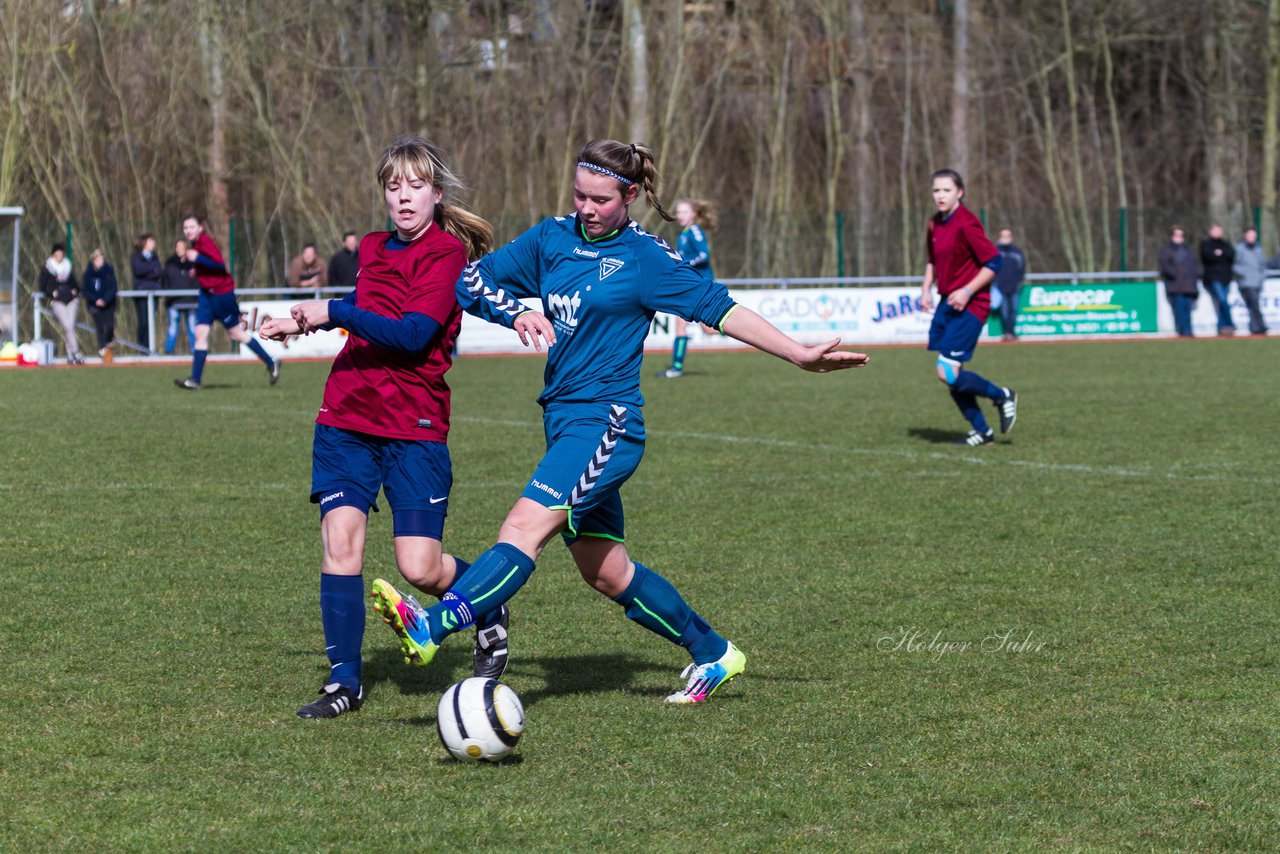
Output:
[377, 135, 494, 261]
[679, 198, 718, 231]
[577, 139, 675, 222]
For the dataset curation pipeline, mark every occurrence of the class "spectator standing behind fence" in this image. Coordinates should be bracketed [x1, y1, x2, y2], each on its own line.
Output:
[1159, 226, 1199, 338]
[328, 232, 359, 287]
[173, 213, 280, 390]
[130, 234, 163, 354]
[287, 244, 328, 290]
[993, 228, 1026, 341]
[164, 238, 199, 354]
[83, 249, 118, 362]
[1232, 227, 1269, 336]
[40, 243, 84, 365]
[1200, 224, 1236, 336]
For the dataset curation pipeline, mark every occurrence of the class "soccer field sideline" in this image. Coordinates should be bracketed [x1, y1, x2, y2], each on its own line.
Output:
[1, 339, 1277, 850]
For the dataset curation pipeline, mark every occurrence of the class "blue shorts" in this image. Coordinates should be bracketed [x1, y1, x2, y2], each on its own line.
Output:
[522, 402, 646, 545]
[196, 290, 243, 329]
[311, 423, 452, 540]
[927, 305, 985, 363]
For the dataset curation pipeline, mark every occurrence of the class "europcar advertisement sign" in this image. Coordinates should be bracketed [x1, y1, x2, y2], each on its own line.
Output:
[994, 282, 1160, 337]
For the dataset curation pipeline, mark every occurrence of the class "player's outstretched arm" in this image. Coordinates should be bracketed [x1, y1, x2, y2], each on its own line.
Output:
[720, 307, 869, 372]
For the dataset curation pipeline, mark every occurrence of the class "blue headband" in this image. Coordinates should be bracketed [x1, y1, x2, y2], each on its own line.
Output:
[578, 161, 635, 186]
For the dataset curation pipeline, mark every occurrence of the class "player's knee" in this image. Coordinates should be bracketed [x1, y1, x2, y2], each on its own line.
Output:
[322, 535, 363, 573]
[399, 554, 447, 593]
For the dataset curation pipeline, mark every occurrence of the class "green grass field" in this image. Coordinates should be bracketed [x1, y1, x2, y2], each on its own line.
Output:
[1, 337, 1277, 852]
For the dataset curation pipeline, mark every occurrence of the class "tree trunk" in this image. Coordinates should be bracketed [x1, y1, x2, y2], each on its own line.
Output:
[197, 2, 229, 234]
[624, 0, 649, 146]
[1264, 0, 1280, 246]
[949, 0, 969, 176]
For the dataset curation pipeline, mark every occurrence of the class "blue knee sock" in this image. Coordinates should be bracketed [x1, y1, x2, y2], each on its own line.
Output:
[191, 348, 208, 383]
[953, 369, 1002, 401]
[319, 573, 364, 690]
[246, 337, 275, 367]
[950, 388, 991, 434]
[451, 557, 501, 629]
[613, 562, 728, 664]
[428, 543, 535, 642]
[672, 336, 688, 371]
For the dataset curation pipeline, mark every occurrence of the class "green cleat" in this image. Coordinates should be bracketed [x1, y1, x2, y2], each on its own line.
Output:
[665, 641, 746, 704]
[369, 578, 440, 667]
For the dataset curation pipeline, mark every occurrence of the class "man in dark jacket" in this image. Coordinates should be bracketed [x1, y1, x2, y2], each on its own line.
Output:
[993, 228, 1026, 340]
[327, 231, 359, 287]
[1200, 224, 1236, 335]
[130, 234, 164, 354]
[83, 249, 118, 359]
[1159, 226, 1199, 337]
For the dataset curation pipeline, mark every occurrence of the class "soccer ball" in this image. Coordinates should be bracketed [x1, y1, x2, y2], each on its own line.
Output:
[436, 677, 525, 762]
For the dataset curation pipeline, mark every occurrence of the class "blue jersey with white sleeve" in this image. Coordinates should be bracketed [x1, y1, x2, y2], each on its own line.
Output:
[458, 213, 737, 409]
[677, 224, 714, 282]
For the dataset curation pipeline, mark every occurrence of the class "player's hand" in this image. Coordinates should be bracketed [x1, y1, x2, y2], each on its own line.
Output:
[290, 300, 331, 334]
[795, 338, 869, 372]
[920, 288, 934, 313]
[946, 288, 971, 311]
[514, 311, 556, 351]
[259, 316, 302, 340]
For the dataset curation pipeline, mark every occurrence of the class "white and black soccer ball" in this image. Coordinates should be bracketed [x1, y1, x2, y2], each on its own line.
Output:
[436, 677, 525, 762]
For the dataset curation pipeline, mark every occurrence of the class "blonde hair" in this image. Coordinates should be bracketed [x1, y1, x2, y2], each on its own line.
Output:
[376, 136, 493, 260]
[577, 139, 674, 222]
[678, 198, 718, 231]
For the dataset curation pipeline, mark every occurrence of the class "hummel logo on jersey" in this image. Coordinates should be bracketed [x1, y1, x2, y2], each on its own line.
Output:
[547, 291, 582, 328]
[572, 246, 600, 259]
[599, 258, 624, 280]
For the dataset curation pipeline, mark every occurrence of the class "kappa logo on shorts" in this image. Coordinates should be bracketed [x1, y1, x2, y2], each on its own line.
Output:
[599, 258, 624, 280]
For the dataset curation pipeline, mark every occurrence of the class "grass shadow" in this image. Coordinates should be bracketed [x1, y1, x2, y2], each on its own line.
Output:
[511, 652, 674, 708]
[907, 426, 966, 445]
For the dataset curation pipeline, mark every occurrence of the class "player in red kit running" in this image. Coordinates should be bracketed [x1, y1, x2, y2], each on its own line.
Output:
[260, 137, 520, 719]
[920, 169, 1018, 446]
[173, 214, 280, 389]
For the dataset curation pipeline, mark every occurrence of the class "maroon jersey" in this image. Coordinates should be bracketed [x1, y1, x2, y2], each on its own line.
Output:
[316, 228, 467, 442]
[191, 232, 236, 295]
[926, 204, 999, 321]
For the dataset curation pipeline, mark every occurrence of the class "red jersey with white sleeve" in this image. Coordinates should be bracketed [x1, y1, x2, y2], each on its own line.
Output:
[191, 232, 236, 295]
[315, 227, 467, 442]
[926, 204, 999, 321]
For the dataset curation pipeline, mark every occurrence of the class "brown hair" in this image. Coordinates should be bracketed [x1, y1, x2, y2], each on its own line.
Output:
[135, 233, 154, 252]
[678, 198, 718, 231]
[376, 136, 493, 260]
[577, 139, 675, 222]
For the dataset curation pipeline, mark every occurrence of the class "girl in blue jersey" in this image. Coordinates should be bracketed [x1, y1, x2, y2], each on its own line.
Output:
[369, 139, 868, 704]
[659, 198, 718, 378]
[261, 138, 512, 719]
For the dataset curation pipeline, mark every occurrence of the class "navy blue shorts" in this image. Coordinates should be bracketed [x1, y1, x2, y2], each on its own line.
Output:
[311, 423, 452, 540]
[196, 290, 243, 329]
[520, 402, 645, 545]
[928, 305, 986, 363]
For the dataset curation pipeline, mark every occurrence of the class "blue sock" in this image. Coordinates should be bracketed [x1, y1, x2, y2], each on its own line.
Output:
[953, 369, 1002, 401]
[429, 543, 535, 642]
[950, 388, 991, 434]
[451, 557, 501, 629]
[191, 348, 208, 383]
[672, 336, 688, 371]
[319, 573, 364, 691]
[613, 562, 728, 664]
[246, 337, 274, 367]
